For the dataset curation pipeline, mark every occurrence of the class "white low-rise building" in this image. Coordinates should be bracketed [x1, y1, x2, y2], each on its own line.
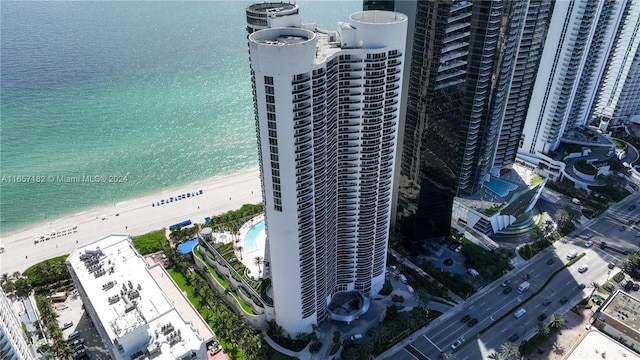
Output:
[66, 234, 208, 360]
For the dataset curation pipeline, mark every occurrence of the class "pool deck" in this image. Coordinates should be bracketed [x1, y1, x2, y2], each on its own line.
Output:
[237, 214, 269, 280]
[458, 164, 535, 210]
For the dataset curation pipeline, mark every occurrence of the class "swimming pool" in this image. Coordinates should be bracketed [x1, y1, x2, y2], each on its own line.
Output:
[244, 220, 265, 252]
[177, 238, 199, 254]
[484, 177, 517, 197]
[219, 234, 228, 241]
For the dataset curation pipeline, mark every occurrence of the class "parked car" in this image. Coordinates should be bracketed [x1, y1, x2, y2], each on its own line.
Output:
[578, 265, 589, 273]
[620, 225, 626, 231]
[522, 274, 530, 281]
[625, 281, 634, 291]
[584, 241, 593, 248]
[311, 341, 322, 353]
[507, 333, 519, 342]
[537, 313, 547, 321]
[578, 283, 586, 289]
[61, 321, 73, 330]
[501, 279, 510, 287]
[503, 286, 513, 294]
[633, 283, 640, 291]
[629, 205, 636, 211]
[608, 262, 616, 269]
[454, 245, 463, 253]
[600, 242, 607, 249]
[467, 318, 478, 327]
[560, 297, 569, 304]
[70, 339, 85, 348]
[542, 300, 551, 306]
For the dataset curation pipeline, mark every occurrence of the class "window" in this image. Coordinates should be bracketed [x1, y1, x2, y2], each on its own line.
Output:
[264, 76, 274, 85]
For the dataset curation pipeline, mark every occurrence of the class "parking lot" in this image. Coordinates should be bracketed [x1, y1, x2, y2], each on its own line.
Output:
[55, 291, 110, 360]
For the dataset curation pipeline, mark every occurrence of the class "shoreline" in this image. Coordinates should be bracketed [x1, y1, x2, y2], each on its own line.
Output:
[0, 167, 261, 238]
[0, 168, 263, 274]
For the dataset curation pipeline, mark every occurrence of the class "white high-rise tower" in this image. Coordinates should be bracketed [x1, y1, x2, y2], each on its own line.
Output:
[248, 10, 407, 334]
[0, 287, 36, 360]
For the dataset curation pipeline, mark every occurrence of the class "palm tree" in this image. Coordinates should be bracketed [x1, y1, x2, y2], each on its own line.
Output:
[488, 352, 506, 360]
[589, 281, 601, 296]
[416, 288, 431, 310]
[500, 342, 520, 360]
[370, 326, 389, 346]
[550, 313, 564, 330]
[333, 330, 342, 345]
[622, 252, 639, 274]
[536, 322, 550, 337]
[253, 256, 264, 274]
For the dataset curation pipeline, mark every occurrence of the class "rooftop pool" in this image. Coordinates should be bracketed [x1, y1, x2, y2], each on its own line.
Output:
[484, 177, 517, 197]
[244, 220, 265, 252]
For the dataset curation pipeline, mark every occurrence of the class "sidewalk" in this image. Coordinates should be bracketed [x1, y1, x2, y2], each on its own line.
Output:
[526, 309, 592, 360]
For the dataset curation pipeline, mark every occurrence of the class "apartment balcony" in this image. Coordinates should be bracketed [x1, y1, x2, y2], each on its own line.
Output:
[444, 31, 471, 44]
[447, 11, 472, 24]
[446, 21, 471, 34]
[436, 68, 466, 82]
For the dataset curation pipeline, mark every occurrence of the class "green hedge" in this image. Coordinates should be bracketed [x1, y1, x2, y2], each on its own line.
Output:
[574, 159, 598, 175]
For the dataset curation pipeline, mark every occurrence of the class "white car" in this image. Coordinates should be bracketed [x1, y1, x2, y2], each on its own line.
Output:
[578, 265, 589, 273]
[450, 338, 464, 350]
[584, 241, 593, 247]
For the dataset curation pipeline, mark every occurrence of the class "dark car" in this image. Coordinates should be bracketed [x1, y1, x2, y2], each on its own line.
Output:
[503, 286, 513, 294]
[608, 262, 616, 269]
[578, 283, 586, 289]
[560, 297, 569, 304]
[633, 283, 639, 291]
[625, 281, 635, 291]
[508, 333, 519, 342]
[600, 242, 607, 249]
[522, 274, 530, 281]
[537, 314, 547, 321]
[72, 349, 86, 359]
[461, 314, 471, 323]
[542, 300, 551, 306]
[468, 318, 479, 327]
[546, 258, 555, 265]
[629, 205, 637, 211]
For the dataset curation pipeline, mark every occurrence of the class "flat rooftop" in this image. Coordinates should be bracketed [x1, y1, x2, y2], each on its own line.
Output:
[600, 289, 640, 335]
[565, 330, 639, 360]
[67, 234, 209, 359]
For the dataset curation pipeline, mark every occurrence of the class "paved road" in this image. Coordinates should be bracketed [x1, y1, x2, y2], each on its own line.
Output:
[377, 191, 640, 359]
[578, 191, 640, 254]
[380, 240, 619, 360]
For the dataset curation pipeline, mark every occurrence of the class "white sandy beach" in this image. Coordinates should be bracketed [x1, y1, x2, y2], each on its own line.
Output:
[0, 168, 262, 275]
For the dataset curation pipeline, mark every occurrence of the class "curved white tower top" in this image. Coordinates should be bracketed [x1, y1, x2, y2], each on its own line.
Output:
[245, 2, 301, 34]
[249, 10, 407, 335]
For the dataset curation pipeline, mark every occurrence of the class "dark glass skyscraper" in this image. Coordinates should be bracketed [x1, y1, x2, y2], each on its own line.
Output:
[364, 0, 552, 250]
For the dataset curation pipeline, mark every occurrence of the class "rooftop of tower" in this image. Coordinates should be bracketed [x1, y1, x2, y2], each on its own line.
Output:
[66, 234, 212, 359]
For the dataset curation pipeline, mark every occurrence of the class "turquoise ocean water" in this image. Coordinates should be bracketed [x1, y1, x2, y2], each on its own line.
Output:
[0, 1, 360, 234]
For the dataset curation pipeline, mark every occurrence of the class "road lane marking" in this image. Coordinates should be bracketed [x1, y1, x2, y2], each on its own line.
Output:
[422, 334, 442, 352]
